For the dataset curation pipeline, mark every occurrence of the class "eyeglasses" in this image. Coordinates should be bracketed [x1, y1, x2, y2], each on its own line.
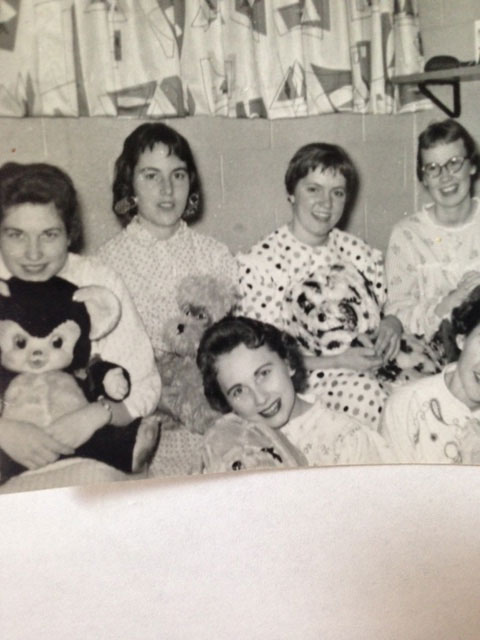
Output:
[422, 156, 468, 179]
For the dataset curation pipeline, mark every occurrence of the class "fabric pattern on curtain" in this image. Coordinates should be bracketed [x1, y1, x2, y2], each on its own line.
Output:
[0, 0, 426, 118]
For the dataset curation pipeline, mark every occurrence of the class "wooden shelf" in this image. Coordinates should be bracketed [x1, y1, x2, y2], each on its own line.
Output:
[392, 64, 480, 85]
[391, 64, 480, 117]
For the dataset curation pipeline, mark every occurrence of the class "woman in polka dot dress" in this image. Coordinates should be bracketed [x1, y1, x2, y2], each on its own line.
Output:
[98, 123, 237, 359]
[236, 143, 439, 430]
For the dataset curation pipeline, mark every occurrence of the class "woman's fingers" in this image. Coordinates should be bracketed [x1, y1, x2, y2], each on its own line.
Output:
[26, 434, 74, 469]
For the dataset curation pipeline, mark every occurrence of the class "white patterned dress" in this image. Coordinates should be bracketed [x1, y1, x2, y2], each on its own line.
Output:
[381, 364, 480, 464]
[385, 197, 480, 342]
[237, 225, 438, 430]
[99, 218, 238, 357]
[282, 396, 394, 466]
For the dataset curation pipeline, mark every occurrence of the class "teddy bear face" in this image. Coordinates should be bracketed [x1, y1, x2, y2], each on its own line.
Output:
[0, 319, 81, 374]
[163, 303, 212, 357]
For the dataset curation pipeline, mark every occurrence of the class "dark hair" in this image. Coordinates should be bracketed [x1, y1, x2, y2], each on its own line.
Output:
[416, 118, 480, 183]
[196, 315, 308, 414]
[284, 142, 359, 215]
[112, 122, 202, 226]
[451, 285, 480, 339]
[0, 162, 82, 250]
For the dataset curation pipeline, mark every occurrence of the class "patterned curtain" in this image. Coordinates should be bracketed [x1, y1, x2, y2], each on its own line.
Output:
[0, 0, 425, 118]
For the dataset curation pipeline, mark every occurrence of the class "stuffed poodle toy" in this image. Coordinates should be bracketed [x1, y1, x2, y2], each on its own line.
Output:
[158, 274, 236, 435]
[0, 276, 158, 479]
[285, 263, 441, 383]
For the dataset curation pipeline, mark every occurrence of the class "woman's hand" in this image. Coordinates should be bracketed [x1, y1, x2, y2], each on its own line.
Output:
[374, 315, 403, 361]
[435, 271, 480, 319]
[46, 402, 112, 450]
[335, 346, 383, 372]
[457, 270, 480, 296]
[0, 418, 74, 470]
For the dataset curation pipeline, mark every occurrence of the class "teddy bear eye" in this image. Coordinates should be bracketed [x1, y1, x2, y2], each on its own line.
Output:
[14, 336, 27, 349]
[52, 336, 63, 349]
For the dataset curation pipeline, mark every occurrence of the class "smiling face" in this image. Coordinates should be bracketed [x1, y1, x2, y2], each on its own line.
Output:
[448, 324, 480, 410]
[0, 202, 69, 281]
[214, 343, 305, 430]
[290, 166, 347, 246]
[421, 139, 476, 221]
[133, 142, 190, 239]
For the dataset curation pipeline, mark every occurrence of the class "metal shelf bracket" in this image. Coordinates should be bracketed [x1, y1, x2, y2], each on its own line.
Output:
[417, 78, 461, 118]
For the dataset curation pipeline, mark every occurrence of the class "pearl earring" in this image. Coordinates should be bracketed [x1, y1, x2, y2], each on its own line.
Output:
[114, 195, 138, 216]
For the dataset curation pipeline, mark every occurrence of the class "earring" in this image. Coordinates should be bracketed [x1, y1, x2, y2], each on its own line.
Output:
[114, 195, 138, 216]
[287, 195, 294, 204]
[183, 192, 200, 220]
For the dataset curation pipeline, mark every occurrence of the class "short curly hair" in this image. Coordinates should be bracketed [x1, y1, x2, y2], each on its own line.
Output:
[196, 316, 308, 414]
[112, 122, 202, 226]
[0, 162, 82, 250]
[284, 142, 359, 216]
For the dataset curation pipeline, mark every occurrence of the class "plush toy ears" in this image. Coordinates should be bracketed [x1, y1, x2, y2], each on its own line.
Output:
[73, 286, 121, 340]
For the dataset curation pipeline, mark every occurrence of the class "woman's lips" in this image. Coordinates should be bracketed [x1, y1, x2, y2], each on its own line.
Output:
[22, 264, 47, 273]
[439, 184, 459, 196]
[259, 399, 281, 418]
[312, 210, 331, 221]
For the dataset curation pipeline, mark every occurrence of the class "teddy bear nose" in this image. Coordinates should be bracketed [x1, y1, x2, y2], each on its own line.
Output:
[32, 349, 43, 356]
[177, 323, 185, 334]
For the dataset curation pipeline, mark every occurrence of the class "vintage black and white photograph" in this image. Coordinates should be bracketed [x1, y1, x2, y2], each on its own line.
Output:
[1, 0, 480, 496]
[3, 2, 480, 640]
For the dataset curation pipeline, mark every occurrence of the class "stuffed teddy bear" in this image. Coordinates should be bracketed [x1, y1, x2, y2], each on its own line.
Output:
[284, 264, 441, 383]
[157, 274, 236, 435]
[0, 276, 158, 479]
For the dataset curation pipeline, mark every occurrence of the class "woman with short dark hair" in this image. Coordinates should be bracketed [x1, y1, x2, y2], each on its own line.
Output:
[235, 142, 426, 430]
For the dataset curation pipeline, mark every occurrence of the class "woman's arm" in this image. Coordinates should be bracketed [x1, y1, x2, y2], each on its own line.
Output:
[384, 225, 442, 340]
[46, 401, 115, 448]
[304, 346, 383, 373]
[65, 255, 162, 420]
[0, 417, 74, 470]
[235, 255, 284, 326]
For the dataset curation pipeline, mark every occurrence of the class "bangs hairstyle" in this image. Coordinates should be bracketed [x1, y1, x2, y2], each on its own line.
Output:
[416, 118, 480, 182]
[0, 162, 82, 251]
[196, 315, 308, 414]
[112, 122, 202, 226]
[284, 142, 359, 214]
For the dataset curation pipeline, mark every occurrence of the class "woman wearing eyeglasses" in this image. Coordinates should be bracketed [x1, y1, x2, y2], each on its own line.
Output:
[385, 119, 480, 350]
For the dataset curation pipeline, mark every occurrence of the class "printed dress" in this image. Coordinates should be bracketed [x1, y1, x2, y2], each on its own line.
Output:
[237, 225, 438, 430]
[99, 218, 238, 357]
[385, 197, 480, 342]
[381, 364, 480, 464]
[282, 397, 394, 466]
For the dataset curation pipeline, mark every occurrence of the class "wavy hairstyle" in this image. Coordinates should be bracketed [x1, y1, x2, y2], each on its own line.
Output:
[197, 315, 308, 414]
